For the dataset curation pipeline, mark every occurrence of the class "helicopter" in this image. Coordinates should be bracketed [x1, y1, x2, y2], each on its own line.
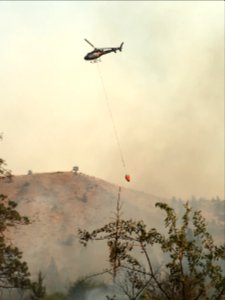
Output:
[84, 39, 124, 62]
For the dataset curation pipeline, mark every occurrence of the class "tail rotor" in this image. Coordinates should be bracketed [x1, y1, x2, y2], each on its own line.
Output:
[119, 42, 124, 52]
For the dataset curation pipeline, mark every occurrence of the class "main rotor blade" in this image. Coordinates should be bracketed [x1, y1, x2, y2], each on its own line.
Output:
[84, 39, 95, 49]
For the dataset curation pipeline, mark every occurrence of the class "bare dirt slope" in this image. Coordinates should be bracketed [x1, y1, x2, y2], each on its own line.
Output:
[0, 171, 163, 289]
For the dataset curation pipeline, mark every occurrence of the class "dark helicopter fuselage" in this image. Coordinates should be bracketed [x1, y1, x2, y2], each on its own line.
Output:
[84, 42, 124, 61]
[84, 49, 105, 61]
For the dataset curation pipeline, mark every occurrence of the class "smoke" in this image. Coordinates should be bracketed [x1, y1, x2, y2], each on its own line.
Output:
[92, 1, 224, 199]
[0, 1, 223, 199]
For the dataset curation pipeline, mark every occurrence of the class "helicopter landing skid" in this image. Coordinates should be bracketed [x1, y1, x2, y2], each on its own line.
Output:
[90, 59, 101, 63]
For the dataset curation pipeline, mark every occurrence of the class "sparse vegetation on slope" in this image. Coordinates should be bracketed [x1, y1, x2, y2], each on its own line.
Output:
[1, 132, 224, 299]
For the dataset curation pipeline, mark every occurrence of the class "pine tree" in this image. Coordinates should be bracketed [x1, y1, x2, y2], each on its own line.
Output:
[0, 134, 31, 291]
[30, 272, 46, 300]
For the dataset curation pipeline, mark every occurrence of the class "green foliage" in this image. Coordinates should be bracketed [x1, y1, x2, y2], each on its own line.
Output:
[41, 292, 69, 300]
[72, 166, 79, 174]
[0, 194, 31, 290]
[155, 202, 225, 300]
[30, 272, 46, 300]
[0, 144, 31, 290]
[68, 277, 108, 299]
[78, 195, 225, 300]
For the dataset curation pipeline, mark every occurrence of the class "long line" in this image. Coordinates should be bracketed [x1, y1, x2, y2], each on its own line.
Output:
[96, 62, 126, 171]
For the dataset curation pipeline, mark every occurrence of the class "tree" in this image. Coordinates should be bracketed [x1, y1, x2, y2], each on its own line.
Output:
[30, 272, 46, 300]
[41, 293, 69, 300]
[78, 188, 225, 300]
[45, 257, 63, 293]
[0, 134, 31, 291]
[0, 192, 31, 291]
[72, 166, 79, 175]
[67, 277, 109, 299]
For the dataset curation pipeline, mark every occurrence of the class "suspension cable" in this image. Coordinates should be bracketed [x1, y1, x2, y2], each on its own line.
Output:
[96, 62, 127, 173]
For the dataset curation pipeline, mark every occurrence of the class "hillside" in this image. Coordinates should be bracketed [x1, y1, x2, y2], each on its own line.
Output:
[0, 171, 224, 293]
[0, 171, 163, 291]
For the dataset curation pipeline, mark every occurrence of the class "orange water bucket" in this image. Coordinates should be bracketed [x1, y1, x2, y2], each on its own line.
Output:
[125, 174, 131, 182]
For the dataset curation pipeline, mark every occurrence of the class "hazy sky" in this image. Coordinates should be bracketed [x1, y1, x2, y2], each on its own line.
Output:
[0, 1, 224, 199]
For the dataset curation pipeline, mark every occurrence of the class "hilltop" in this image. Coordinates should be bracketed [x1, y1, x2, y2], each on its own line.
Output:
[0, 171, 224, 293]
[0, 171, 163, 291]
